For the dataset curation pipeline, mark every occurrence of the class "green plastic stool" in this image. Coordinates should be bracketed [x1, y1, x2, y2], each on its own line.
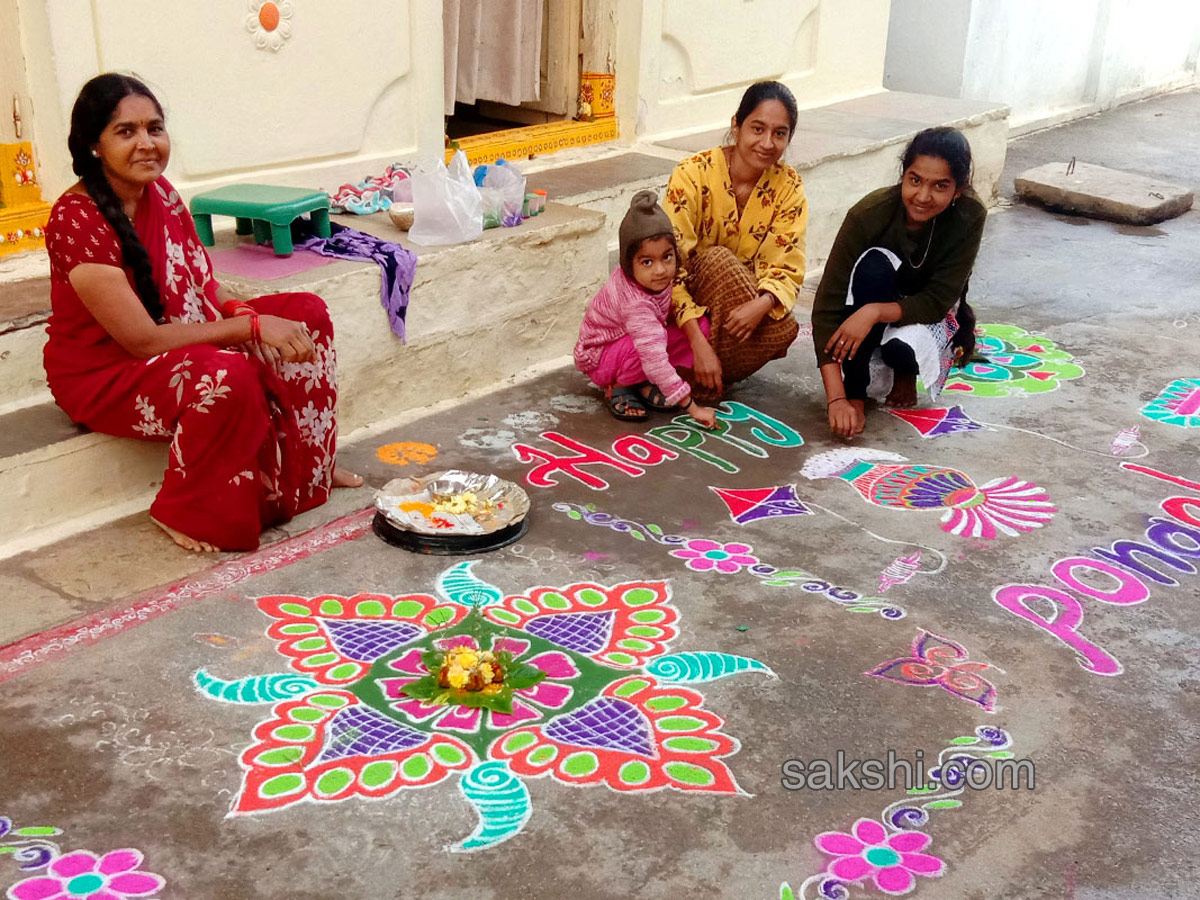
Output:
[190, 184, 331, 256]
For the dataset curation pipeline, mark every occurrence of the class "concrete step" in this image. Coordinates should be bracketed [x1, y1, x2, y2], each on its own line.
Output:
[0, 202, 606, 557]
[0, 250, 53, 416]
[526, 151, 680, 249]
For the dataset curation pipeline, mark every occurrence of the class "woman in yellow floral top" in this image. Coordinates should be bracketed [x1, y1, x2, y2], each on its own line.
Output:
[664, 81, 807, 398]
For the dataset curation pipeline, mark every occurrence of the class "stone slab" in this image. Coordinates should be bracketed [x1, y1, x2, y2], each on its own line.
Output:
[826, 90, 1008, 128]
[654, 90, 1009, 171]
[1014, 161, 1194, 225]
[0, 275, 50, 327]
[17, 512, 217, 607]
[0, 572, 86, 646]
[0, 402, 85, 459]
[525, 153, 677, 201]
[659, 126, 870, 170]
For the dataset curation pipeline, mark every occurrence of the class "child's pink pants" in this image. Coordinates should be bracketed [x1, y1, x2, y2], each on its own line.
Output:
[586, 318, 710, 389]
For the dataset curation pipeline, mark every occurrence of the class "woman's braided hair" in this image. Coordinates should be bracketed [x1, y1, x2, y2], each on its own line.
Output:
[67, 73, 165, 321]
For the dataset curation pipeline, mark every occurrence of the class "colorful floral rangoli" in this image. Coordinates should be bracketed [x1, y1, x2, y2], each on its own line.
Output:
[1141, 378, 1200, 428]
[801, 449, 1057, 540]
[943, 324, 1084, 397]
[197, 563, 772, 852]
[865, 630, 1002, 712]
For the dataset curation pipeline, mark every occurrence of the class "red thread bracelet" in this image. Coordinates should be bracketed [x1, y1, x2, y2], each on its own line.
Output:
[249, 312, 262, 344]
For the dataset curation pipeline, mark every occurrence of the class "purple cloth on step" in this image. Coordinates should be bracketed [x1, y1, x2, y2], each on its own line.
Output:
[297, 223, 417, 342]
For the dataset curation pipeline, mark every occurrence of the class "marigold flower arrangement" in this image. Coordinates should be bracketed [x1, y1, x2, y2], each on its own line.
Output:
[440, 645, 502, 691]
[400, 625, 546, 715]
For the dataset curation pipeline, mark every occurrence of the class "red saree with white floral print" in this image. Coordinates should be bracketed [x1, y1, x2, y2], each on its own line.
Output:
[44, 177, 338, 550]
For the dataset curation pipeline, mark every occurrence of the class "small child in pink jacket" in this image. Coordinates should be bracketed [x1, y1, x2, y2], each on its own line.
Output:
[574, 191, 717, 427]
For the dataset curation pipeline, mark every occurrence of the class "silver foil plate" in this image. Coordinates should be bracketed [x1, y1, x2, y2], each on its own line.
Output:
[374, 469, 531, 536]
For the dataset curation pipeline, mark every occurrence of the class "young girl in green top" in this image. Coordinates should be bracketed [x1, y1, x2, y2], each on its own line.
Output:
[811, 127, 985, 438]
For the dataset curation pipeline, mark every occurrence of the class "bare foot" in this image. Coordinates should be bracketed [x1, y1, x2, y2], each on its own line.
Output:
[333, 465, 364, 488]
[886, 372, 919, 408]
[151, 516, 219, 553]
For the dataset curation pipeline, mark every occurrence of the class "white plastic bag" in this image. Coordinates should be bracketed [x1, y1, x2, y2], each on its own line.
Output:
[478, 186, 504, 230]
[408, 150, 483, 245]
[478, 160, 527, 227]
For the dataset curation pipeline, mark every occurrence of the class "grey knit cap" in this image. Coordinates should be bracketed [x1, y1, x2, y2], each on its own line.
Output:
[619, 190, 675, 276]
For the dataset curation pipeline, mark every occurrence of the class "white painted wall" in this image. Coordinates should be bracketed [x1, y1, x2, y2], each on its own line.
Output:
[17, 0, 899, 196]
[885, 0, 1200, 129]
[17, 0, 445, 199]
[883, 0, 971, 99]
[632, 0, 893, 141]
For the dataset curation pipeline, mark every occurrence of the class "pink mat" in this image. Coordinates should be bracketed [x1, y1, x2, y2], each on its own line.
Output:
[208, 244, 336, 281]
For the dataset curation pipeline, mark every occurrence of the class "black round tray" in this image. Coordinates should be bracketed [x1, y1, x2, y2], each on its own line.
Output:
[372, 512, 529, 555]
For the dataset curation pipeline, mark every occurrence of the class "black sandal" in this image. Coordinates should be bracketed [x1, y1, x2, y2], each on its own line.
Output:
[604, 386, 648, 421]
[634, 382, 676, 412]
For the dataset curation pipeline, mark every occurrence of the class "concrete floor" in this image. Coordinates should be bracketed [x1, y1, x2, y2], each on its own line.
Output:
[2, 90, 1200, 900]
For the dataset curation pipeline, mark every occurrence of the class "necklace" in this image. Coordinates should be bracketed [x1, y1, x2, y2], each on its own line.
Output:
[732, 180, 753, 213]
[723, 147, 757, 213]
[906, 219, 936, 269]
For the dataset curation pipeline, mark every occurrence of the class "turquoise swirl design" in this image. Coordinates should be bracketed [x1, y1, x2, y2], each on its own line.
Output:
[193, 669, 319, 704]
[646, 652, 775, 683]
[437, 561, 504, 607]
[449, 761, 532, 853]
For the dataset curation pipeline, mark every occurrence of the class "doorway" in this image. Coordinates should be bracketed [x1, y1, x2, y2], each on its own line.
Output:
[444, 0, 582, 140]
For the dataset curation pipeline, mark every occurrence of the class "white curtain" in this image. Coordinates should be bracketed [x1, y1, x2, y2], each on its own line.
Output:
[443, 0, 543, 115]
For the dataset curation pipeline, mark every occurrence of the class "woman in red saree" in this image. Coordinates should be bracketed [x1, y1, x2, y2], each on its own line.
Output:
[43, 73, 360, 552]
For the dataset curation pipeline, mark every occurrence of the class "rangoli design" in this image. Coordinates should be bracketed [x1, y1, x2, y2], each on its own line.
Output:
[865, 630, 1001, 712]
[197, 563, 771, 851]
[710, 485, 813, 524]
[512, 401, 805, 489]
[943, 324, 1084, 397]
[1109, 425, 1142, 455]
[0, 817, 62, 874]
[878, 553, 922, 593]
[801, 449, 1057, 540]
[5, 850, 164, 900]
[1141, 379, 1200, 428]
[375, 441, 439, 466]
[781, 726, 1017, 898]
[2, 817, 165, 900]
[886, 406, 986, 439]
[552, 502, 906, 619]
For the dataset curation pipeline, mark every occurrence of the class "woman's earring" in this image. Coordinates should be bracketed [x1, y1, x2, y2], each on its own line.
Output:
[91, 149, 100, 158]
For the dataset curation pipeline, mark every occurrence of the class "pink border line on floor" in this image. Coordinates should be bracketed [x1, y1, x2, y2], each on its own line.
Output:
[0, 507, 374, 685]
